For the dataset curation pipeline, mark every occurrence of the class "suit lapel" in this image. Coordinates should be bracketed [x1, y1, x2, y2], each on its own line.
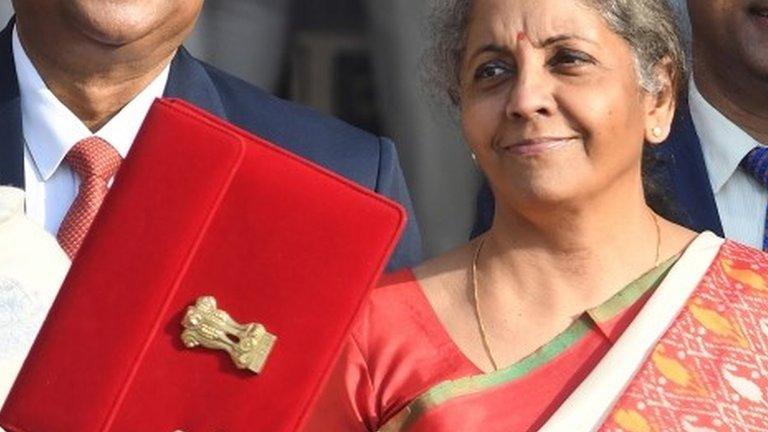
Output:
[0, 19, 25, 189]
[163, 47, 227, 121]
[659, 105, 724, 236]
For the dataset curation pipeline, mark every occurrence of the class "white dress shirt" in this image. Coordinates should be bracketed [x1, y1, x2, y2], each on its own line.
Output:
[689, 79, 768, 249]
[14, 26, 171, 235]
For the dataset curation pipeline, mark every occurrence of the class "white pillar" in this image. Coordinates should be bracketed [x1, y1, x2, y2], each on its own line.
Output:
[184, 0, 290, 92]
[0, 2, 13, 25]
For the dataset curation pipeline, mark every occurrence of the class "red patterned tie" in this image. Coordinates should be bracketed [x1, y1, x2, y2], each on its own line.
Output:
[56, 137, 122, 259]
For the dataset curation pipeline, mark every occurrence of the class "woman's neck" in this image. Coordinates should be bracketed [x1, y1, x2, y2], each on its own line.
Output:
[480, 195, 662, 319]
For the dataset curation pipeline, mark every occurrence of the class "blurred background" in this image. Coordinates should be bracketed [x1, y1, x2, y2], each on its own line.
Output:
[0, 0, 692, 259]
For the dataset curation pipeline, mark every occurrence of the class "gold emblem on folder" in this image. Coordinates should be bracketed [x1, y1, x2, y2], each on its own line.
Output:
[181, 296, 276, 374]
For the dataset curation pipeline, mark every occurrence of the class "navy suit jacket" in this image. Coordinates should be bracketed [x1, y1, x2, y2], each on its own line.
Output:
[0, 22, 422, 271]
[471, 103, 724, 238]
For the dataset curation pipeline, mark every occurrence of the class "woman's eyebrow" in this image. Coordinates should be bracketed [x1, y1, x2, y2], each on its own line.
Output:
[467, 33, 597, 62]
[466, 43, 512, 63]
[540, 34, 597, 47]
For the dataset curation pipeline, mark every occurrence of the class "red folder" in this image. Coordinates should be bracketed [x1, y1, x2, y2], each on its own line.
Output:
[0, 99, 405, 431]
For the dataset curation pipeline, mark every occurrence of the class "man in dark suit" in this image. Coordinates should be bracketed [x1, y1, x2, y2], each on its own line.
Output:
[665, 0, 768, 250]
[474, 1, 768, 249]
[0, 0, 421, 269]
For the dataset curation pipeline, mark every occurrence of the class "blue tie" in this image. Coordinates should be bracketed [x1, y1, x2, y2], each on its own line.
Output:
[740, 146, 768, 250]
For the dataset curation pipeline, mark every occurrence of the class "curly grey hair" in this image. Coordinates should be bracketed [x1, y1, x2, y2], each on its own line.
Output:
[427, 0, 687, 105]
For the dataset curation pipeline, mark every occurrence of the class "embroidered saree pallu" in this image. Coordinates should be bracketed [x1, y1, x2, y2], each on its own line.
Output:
[541, 234, 768, 432]
[0, 99, 406, 432]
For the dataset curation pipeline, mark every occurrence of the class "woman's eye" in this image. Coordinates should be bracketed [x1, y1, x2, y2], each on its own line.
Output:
[474, 63, 510, 80]
[549, 49, 594, 67]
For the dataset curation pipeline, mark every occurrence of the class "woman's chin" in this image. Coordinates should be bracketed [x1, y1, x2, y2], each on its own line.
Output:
[498, 182, 585, 213]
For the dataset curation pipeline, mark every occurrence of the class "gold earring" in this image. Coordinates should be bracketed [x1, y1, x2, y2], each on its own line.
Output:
[651, 126, 663, 138]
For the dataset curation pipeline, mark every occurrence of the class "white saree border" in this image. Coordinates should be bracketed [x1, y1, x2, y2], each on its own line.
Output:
[537, 231, 725, 432]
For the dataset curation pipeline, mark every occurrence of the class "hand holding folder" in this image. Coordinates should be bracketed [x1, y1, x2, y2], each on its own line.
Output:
[0, 99, 405, 432]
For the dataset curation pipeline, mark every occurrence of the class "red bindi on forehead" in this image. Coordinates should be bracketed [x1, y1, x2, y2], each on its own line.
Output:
[516, 32, 527, 42]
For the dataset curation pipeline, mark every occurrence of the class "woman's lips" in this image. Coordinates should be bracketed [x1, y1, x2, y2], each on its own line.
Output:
[501, 137, 578, 156]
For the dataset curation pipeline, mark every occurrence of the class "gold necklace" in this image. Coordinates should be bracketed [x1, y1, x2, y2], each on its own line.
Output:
[470, 211, 661, 372]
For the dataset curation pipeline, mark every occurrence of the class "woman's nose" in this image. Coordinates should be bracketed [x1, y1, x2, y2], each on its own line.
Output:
[504, 66, 555, 121]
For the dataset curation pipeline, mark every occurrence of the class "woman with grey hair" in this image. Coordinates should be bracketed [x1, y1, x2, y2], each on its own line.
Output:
[307, 0, 768, 430]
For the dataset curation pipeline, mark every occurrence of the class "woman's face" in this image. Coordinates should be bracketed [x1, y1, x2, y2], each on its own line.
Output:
[460, 0, 673, 213]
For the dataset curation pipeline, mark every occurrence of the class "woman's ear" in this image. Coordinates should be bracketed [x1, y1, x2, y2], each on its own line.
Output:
[644, 57, 677, 145]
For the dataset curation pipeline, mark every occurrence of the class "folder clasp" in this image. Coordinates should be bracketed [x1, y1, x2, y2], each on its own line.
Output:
[181, 295, 277, 374]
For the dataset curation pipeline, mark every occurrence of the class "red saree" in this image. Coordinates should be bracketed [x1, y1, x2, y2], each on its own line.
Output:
[307, 233, 768, 431]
